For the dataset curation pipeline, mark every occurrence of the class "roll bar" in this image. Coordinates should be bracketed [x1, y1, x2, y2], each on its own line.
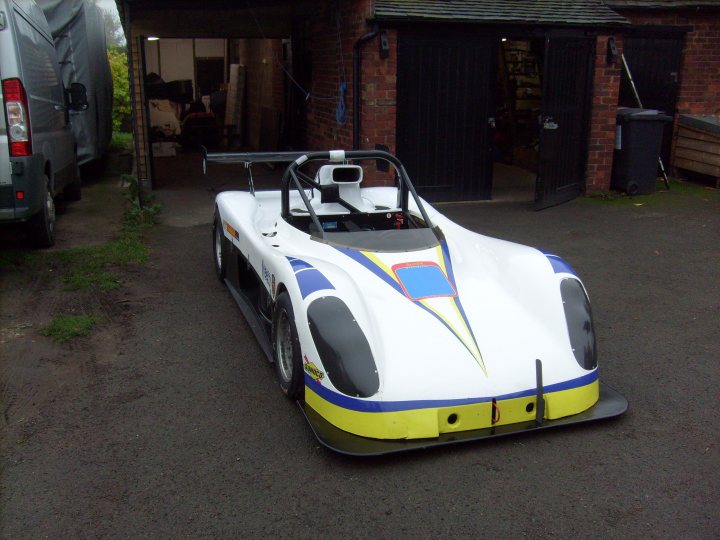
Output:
[202, 148, 435, 240]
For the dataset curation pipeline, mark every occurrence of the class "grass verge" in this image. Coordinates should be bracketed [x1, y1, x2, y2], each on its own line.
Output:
[1, 174, 159, 342]
[41, 314, 95, 343]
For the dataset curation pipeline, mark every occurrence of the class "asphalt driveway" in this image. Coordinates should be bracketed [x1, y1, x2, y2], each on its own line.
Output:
[1, 179, 718, 538]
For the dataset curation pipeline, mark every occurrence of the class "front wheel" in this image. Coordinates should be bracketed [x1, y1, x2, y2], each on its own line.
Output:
[272, 292, 304, 399]
[213, 213, 226, 281]
[28, 178, 56, 248]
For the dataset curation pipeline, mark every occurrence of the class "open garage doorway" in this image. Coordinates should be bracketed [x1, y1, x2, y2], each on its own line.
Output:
[493, 37, 545, 202]
[397, 30, 594, 208]
[142, 37, 293, 191]
[494, 34, 595, 208]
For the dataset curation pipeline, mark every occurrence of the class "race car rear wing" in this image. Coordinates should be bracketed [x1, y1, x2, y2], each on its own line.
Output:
[201, 148, 313, 171]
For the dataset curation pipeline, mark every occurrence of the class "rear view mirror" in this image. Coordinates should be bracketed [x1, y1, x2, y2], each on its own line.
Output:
[67, 82, 88, 111]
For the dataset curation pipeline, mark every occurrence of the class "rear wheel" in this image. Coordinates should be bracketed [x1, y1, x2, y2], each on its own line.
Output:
[213, 213, 226, 281]
[28, 178, 56, 248]
[272, 292, 304, 399]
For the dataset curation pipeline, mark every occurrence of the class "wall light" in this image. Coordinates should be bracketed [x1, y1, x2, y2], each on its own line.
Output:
[606, 36, 618, 65]
[147, 36, 160, 41]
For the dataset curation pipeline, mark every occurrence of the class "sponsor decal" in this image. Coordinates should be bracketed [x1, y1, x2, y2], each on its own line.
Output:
[223, 221, 239, 239]
[262, 260, 271, 287]
[303, 355, 324, 383]
[271, 274, 276, 298]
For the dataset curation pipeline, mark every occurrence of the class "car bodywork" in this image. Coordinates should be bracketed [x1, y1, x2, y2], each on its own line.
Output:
[209, 149, 627, 455]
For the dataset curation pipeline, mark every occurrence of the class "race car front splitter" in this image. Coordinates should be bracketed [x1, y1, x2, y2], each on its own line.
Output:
[298, 383, 628, 456]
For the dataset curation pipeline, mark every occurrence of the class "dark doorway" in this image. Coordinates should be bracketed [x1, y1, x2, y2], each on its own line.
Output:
[397, 29, 594, 207]
[620, 32, 684, 166]
[195, 57, 225, 98]
[535, 34, 595, 210]
[397, 30, 498, 201]
[494, 37, 545, 202]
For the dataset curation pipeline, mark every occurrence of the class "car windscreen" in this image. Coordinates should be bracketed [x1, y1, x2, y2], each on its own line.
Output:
[313, 228, 440, 252]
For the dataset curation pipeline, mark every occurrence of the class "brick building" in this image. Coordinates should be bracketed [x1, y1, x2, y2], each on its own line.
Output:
[117, 0, 720, 207]
[608, 1, 720, 185]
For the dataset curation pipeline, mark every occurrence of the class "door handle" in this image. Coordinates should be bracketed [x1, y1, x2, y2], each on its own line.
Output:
[542, 116, 558, 130]
[54, 104, 66, 111]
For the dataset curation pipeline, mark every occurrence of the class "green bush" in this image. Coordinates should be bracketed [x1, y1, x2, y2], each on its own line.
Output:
[108, 46, 131, 133]
[109, 132, 133, 153]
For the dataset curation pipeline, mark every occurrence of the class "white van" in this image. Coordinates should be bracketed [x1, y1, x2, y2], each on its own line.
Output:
[0, 0, 87, 247]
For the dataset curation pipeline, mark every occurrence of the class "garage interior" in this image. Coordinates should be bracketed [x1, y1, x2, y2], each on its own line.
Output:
[140, 30, 549, 201]
[493, 37, 546, 201]
[143, 36, 289, 191]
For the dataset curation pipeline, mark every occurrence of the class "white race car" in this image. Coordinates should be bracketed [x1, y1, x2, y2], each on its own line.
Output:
[208, 149, 627, 455]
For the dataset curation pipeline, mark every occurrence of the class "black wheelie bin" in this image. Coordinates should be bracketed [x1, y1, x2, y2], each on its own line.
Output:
[611, 108, 672, 195]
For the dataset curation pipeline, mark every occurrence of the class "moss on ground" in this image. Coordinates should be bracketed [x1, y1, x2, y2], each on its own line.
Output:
[41, 314, 95, 343]
[583, 178, 720, 208]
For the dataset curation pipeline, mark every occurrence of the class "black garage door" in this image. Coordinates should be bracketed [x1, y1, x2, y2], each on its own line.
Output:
[397, 30, 498, 201]
[535, 33, 596, 210]
[620, 31, 685, 166]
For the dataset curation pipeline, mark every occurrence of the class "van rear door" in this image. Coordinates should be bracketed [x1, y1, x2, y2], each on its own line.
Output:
[12, 0, 74, 190]
[0, 41, 10, 190]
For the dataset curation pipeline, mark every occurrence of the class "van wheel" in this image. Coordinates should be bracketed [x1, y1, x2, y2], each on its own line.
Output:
[28, 178, 56, 248]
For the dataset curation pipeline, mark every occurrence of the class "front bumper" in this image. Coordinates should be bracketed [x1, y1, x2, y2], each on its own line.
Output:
[299, 383, 628, 456]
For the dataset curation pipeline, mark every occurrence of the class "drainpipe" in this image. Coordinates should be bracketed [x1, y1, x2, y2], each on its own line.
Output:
[352, 27, 380, 150]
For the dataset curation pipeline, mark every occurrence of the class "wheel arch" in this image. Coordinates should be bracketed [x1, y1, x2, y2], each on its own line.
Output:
[44, 161, 53, 192]
[274, 282, 289, 304]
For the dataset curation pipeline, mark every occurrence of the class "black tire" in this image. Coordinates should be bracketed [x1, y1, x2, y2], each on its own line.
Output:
[272, 292, 304, 399]
[27, 178, 56, 248]
[213, 213, 226, 281]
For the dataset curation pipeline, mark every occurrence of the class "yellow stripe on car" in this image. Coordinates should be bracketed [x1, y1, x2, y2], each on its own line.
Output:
[305, 379, 599, 440]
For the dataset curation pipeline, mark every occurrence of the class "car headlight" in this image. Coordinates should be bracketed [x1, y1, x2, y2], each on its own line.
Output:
[307, 296, 379, 398]
[560, 278, 597, 370]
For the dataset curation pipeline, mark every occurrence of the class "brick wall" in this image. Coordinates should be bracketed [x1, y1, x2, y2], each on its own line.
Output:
[619, 10, 720, 116]
[586, 10, 720, 192]
[586, 34, 624, 193]
[304, 0, 396, 184]
[359, 30, 398, 153]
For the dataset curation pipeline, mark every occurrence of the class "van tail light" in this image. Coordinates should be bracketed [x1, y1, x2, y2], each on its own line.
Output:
[2, 78, 32, 157]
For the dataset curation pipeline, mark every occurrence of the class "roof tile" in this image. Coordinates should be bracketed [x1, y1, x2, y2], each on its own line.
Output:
[607, 0, 720, 8]
[374, 0, 630, 25]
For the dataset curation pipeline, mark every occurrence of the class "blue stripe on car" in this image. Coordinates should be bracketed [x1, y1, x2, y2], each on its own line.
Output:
[287, 257, 335, 299]
[440, 241, 484, 362]
[332, 246, 405, 295]
[305, 369, 599, 413]
[333, 242, 486, 371]
[541, 251, 578, 276]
